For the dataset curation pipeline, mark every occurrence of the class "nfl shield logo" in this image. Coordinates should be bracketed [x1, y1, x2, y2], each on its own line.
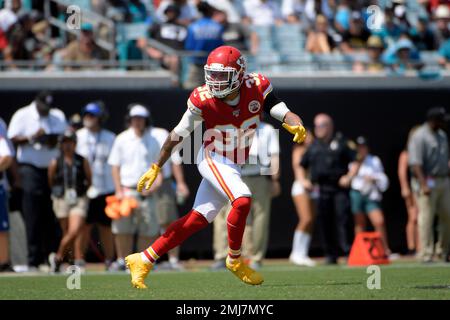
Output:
[232, 109, 240, 117]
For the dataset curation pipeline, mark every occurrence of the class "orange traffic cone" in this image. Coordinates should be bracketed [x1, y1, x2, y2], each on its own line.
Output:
[348, 232, 390, 266]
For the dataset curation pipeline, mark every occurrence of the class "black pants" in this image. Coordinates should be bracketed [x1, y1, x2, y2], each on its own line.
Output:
[19, 164, 60, 267]
[317, 187, 353, 261]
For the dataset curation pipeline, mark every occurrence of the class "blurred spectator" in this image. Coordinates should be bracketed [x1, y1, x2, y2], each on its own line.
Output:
[282, 0, 334, 26]
[76, 102, 116, 271]
[0, 132, 13, 272]
[68, 113, 83, 132]
[105, 0, 130, 23]
[409, 16, 436, 51]
[306, 14, 336, 54]
[438, 36, 450, 68]
[156, 0, 199, 26]
[349, 136, 391, 256]
[374, 7, 407, 48]
[205, 0, 241, 24]
[61, 23, 109, 70]
[0, 0, 22, 58]
[431, 4, 450, 49]
[183, 1, 224, 89]
[340, 11, 371, 53]
[48, 130, 91, 273]
[3, 12, 37, 67]
[243, 0, 283, 26]
[398, 126, 420, 255]
[138, 4, 187, 84]
[300, 114, 355, 264]
[108, 104, 162, 271]
[384, 37, 423, 73]
[408, 107, 450, 263]
[334, 0, 352, 34]
[126, 0, 148, 23]
[353, 35, 386, 72]
[7, 91, 67, 269]
[214, 8, 258, 54]
[289, 129, 317, 267]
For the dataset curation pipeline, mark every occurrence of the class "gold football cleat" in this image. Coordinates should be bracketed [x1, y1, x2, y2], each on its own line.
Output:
[226, 256, 264, 285]
[125, 253, 153, 289]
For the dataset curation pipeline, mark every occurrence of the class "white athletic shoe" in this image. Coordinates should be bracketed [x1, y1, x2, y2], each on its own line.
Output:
[289, 253, 316, 267]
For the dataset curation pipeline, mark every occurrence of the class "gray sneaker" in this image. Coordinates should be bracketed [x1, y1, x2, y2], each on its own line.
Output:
[48, 253, 61, 273]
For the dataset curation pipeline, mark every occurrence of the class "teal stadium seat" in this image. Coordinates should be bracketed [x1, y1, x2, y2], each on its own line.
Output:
[116, 23, 148, 66]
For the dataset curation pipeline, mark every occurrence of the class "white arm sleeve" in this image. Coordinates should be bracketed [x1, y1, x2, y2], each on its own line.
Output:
[270, 102, 290, 122]
[173, 109, 203, 138]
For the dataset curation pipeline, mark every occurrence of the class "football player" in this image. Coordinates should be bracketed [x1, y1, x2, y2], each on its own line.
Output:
[125, 46, 306, 289]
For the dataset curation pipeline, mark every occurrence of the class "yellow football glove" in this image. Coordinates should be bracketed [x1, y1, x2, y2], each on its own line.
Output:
[282, 123, 307, 144]
[137, 163, 161, 192]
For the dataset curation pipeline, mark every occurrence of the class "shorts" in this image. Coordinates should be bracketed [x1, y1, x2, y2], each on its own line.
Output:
[86, 193, 113, 226]
[52, 196, 88, 219]
[111, 188, 159, 237]
[193, 148, 252, 223]
[350, 189, 381, 215]
[155, 179, 178, 226]
[291, 180, 306, 197]
[0, 186, 9, 232]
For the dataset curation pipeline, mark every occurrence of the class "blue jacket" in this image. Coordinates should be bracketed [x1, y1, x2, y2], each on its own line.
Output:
[185, 18, 224, 65]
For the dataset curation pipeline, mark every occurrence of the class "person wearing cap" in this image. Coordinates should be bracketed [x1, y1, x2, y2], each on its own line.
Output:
[7, 91, 67, 269]
[348, 136, 392, 256]
[353, 35, 385, 72]
[137, 4, 187, 85]
[339, 11, 370, 54]
[156, 0, 199, 26]
[107, 104, 162, 271]
[384, 37, 423, 73]
[47, 130, 91, 273]
[408, 107, 450, 263]
[61, 22, 109, 70]
[75, 102, 116, 271]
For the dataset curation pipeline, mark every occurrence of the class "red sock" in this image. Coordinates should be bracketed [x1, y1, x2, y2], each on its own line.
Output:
[144, 210, 208, 261]
[227, 197, 252, 259]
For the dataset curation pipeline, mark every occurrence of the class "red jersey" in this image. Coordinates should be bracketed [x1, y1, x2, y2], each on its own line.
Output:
[187, 73, 273, 164]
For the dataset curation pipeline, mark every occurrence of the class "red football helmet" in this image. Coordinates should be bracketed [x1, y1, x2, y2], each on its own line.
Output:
[204, 46, 246, 98]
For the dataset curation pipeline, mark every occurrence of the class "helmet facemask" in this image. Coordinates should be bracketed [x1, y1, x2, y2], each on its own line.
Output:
[204, 64, 243, 98]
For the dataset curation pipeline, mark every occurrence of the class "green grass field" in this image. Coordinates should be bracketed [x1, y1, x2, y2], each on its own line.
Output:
[0, 261, 449, 300]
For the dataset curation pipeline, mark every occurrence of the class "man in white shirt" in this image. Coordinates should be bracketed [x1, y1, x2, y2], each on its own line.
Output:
[0, 134, 13, 272]
[212, 121, 280, 270]
[149, 121, 190, 270]
[7, 91, 67, 268]
[76, 102, 116, 271]
[243, 0, 283, 26]
[108, 104, 162, 270]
